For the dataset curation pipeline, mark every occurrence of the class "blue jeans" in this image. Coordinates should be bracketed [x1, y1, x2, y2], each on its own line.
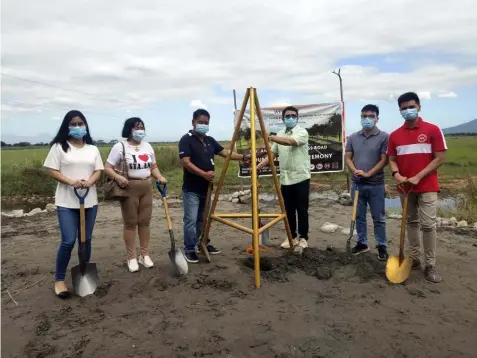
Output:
[182, 190, 211, 253]
[55, 206, 98, 281]
[350, 184, 387, 247]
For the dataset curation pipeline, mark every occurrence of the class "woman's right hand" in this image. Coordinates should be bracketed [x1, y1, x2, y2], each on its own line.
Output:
[115, 175, 129, 188]
[70, 179, 84, 188]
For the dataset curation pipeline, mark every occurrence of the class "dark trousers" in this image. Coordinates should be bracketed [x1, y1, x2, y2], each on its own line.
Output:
[281, 179, 310, 240]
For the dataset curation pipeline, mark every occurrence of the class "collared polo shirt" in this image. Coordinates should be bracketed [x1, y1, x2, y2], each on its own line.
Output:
[387, 117, 447, 193]
[345, 128, 389, 185]
[271, 124, 310, 186]
[178, 130, 224, 194]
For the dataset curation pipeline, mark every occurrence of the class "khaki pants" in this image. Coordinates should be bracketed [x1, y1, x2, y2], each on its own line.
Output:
[120, 178, 153, 259]
[399, 192, 438, 266]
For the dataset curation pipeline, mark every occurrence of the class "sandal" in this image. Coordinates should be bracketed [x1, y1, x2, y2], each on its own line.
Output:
[54, 281, 71, 299]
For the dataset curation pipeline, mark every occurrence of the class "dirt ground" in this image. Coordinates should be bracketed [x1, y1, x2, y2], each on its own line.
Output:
[2, 198, 477, 358]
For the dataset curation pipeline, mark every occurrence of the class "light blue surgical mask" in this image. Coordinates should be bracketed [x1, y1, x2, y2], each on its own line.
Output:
[69, 126, 87, 139]
[284, 117, 297, 129]
[361, 118, 375, 130]
[132, 129, 146, 141]
[195, 124, 209, 135]
[401, 108, 419, 121]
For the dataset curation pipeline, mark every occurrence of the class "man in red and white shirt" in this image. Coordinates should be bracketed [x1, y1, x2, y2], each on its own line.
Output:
[387, 92, 447, 283]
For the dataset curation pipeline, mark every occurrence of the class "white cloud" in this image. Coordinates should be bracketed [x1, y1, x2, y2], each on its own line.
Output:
[417, 92, 432, 100]
[268, 100, 293, 107]
[437, 91, 458, 98]
[1, 0, 476, 124]
[189, 100, 208, 109]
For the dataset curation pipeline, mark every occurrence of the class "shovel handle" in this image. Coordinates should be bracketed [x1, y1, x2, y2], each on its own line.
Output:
[399, 192, 410, 262]
[156, 182, 167, 197]
[74, 187, 90, 204]
[351, 186, 359, 221]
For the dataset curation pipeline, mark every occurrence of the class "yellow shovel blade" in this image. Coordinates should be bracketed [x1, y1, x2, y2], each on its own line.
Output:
[385, 256, 413, 284]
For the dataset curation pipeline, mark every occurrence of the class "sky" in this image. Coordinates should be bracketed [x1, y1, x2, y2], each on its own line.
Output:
[1, 0, 477, 144]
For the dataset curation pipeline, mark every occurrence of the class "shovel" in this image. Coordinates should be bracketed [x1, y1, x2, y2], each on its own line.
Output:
[346, 183, 360, 253]
[386, 183, 413, 284]
[156, 182, 188, 276]
[256, 172, 270, 245]
[71, 187, 99, 297]
[199, 182, 213, 263]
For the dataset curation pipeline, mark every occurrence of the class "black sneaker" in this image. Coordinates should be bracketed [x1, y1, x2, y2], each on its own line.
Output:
[207, 245, 221, 255]
[411, 257, 421, 270]
[352, 243, 369, 256]
[377, 245, 388, 261]
[185, 251, 200, 263]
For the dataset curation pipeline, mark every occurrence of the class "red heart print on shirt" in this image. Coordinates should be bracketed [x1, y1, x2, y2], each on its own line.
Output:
[138, 154, 149, 162]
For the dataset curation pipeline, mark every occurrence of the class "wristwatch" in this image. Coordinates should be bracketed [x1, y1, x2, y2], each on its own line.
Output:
[391, 171, 399, 178]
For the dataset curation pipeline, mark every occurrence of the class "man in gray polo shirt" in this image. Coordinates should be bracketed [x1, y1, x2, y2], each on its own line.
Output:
[345, 104, 389, 260]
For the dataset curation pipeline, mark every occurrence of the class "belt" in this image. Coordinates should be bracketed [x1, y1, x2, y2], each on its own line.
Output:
[128, 176, 151, 181]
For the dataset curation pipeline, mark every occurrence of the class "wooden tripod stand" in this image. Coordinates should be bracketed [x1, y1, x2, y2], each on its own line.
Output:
[200, 87, 294, 288]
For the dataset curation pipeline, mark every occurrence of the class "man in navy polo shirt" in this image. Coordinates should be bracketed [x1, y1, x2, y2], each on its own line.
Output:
[345, 104, 389, 261]
[178, 109, 251, 263]
[387, 92, 447, 283]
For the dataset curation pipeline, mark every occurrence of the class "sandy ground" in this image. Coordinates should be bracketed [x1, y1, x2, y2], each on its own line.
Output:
[2, 198, 477, 358]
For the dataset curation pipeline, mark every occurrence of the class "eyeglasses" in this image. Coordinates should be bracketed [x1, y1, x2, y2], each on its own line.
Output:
[284, 114, 297, 119]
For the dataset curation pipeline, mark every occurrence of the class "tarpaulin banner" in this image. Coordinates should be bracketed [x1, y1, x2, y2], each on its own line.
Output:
[234, 103, 344, 178]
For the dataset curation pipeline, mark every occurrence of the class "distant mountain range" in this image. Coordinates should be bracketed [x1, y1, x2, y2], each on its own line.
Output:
[442, 119, 477, 134]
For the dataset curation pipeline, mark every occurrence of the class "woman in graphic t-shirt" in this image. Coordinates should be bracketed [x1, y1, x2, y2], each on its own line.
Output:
[43, 110, 104, 298]
[104, 117, 167, 273]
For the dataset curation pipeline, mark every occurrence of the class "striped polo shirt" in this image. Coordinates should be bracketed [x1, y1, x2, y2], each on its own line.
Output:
[387, 117, 447, 193]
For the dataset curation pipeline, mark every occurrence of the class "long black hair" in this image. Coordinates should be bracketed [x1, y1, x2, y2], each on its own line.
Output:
[50, 110, 94, 152]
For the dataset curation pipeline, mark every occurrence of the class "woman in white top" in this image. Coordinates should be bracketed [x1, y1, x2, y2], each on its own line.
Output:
[104, 117, 167, 273]
[43, 110, 104, 298]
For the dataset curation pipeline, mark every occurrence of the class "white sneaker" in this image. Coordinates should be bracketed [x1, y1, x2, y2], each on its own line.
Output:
[298, 238, 308, 249]
[139, 255, 154, 268]
[280, 238, 299, 248]
[127, 259, 139, 272]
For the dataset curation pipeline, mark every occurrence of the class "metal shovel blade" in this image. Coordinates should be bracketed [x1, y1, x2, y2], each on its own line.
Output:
[71, 263, 99, 297]
[385, 256, 413, 284]
[168, 248, 188, 276]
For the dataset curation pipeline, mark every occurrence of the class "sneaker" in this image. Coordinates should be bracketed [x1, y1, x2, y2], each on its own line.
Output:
[139, 255, 154, 268]
[280, 238, 299, 249]
[127, 259, 139, 272]
[206, 245, 221, 255]
[352, 243, 369, 256]
[377, 245, 388, 261]
[411, 257, 421, 270]
[425, 265, 442, 283]
[298, 238, 308, 249]
[185, 251, 200, 263]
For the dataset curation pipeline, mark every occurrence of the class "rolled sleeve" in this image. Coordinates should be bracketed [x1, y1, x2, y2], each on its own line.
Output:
[292, 128, 308, 146]
[271, 142, 278, 154]
[178, 136, 191, 159]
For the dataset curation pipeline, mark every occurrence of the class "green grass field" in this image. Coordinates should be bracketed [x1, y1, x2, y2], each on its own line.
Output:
[1, 137, 477, 198]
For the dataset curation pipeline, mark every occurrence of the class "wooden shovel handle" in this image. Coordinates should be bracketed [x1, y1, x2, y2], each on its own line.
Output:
[399, 194, 409, 262]
[351, 190, 359, 221]
[79, 204, 86, 244]
[162, 198, 173, 231]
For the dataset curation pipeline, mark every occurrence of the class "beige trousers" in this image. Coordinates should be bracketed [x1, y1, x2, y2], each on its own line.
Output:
[120, 178, 153, 259]
[400, 192, 438, 266]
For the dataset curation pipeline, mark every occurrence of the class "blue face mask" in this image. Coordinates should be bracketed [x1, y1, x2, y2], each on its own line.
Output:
[284, 117, 297, 129]
[361, 118, 375, 129]
[132, 129, 146, 141]
[195, 124, 209, 134]
[401, 108, 419, 121]
[69, 126, 87, 139]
